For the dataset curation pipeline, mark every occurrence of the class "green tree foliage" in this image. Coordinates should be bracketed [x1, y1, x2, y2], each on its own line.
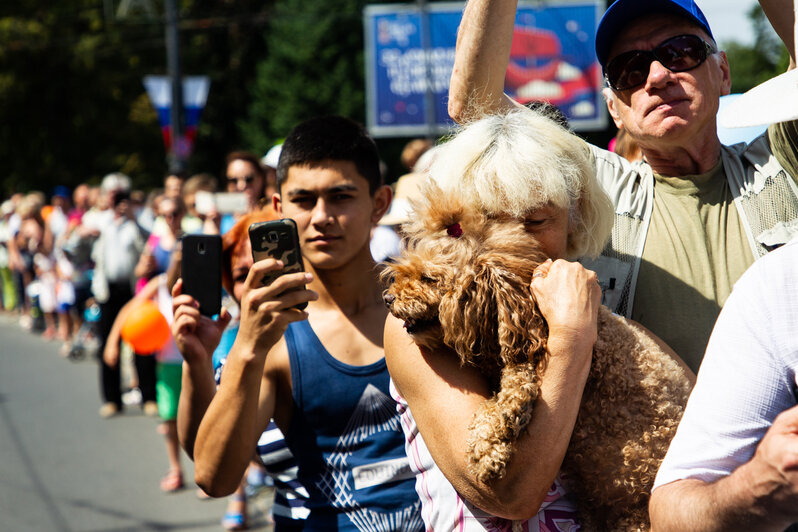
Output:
[0, 0, 273, 195]
[0, 1, 166, 194]
[722, 5, 791, 94]
[240, 0, 369, 154]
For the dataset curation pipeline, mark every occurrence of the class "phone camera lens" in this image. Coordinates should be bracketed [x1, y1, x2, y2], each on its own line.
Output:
[198, 243, 206, 255]
[268, 231, 279, 243]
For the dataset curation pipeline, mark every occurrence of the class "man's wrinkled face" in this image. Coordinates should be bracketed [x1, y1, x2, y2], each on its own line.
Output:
[604, 13, 730, 149]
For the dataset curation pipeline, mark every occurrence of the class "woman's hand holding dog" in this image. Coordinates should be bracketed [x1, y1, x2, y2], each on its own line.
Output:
[233, 258, 317, 359]
[530, 258, 601, 355]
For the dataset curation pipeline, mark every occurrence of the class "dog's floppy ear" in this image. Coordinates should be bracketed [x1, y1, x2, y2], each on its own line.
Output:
[437, 251, 547, 371]
[481, 253, 547, 367]
[444, 253, 548, 366]
[438, 266, 500, 369]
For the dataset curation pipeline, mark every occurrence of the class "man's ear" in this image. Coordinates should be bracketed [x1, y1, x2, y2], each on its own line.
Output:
[371, 184, 393, 225]
[272, 192, 282, 215]
[605, 89, 624, 129]
[717, 51, 732, 96]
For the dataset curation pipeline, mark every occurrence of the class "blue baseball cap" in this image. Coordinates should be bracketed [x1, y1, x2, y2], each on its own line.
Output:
[52, 185, 71, 199]
[595, 0, 714, 72]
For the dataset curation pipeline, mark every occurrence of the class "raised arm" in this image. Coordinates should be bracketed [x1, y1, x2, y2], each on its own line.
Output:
[191, 259, 316, 496]
[103, 276, 160, 368]
[386, 259, 599, 519]
[760, 0, 795, 66]
[448, 0, 524, 122]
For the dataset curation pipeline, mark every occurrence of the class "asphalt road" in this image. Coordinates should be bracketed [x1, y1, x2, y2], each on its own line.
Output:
[0, 317, 274, 532]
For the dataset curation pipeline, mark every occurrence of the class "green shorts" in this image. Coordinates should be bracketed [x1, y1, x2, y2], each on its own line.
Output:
[156, 362, 183, 421]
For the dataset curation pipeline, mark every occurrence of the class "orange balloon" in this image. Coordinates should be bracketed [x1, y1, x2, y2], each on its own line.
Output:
[120, 300, 170, 355]
[41, 205, 54, 223]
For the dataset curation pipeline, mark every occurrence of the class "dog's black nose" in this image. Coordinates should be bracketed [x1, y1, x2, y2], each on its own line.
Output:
[383, 293, 395, 307]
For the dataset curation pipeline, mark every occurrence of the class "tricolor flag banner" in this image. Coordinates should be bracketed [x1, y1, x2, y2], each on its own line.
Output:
[143, 75, 211, 157]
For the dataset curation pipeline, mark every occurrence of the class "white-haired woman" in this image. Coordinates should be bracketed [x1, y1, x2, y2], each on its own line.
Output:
[384, 108, 674, 529]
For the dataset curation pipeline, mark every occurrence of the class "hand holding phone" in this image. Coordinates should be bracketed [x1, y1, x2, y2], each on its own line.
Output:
[248, 219, 308, 310]
[181, 234, 222, 316]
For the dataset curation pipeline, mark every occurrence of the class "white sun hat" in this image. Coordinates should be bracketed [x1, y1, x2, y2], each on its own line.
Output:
[718, 0, 798, 128]
[261, 144, 282, 169]
[379, 172, 426, 226]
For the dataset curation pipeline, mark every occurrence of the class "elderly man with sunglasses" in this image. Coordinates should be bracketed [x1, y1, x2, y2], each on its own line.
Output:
[449, 0, 798, 375]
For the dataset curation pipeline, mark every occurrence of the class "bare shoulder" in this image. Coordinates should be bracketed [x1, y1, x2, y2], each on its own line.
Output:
[384, 314, 426, 390]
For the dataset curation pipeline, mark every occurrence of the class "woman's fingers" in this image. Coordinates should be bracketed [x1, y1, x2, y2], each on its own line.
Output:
[171, 278, 183, 298]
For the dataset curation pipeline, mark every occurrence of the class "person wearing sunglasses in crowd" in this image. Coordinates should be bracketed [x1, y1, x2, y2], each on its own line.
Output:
[218, 151, 269, 235]
[448, 0, 798, 375]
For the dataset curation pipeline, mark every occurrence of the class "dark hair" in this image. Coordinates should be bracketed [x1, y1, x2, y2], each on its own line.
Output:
[224, 151, 267, 181]
[277, 116, 382, 194]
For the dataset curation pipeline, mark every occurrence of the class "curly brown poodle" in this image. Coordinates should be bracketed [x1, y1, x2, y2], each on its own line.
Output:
[382, 182, 692, 531]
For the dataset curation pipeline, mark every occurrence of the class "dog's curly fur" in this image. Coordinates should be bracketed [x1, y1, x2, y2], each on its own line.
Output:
[382, 183, 692, 531]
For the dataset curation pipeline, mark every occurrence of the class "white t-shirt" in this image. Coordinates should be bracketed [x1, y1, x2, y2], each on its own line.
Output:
[654, 237, 798, 490]
[390, 380, 581, 531]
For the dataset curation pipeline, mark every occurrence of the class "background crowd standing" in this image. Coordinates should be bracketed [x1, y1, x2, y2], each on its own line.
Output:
[2, 0, 798, 530]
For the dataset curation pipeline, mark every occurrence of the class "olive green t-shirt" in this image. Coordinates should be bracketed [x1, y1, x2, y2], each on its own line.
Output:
[631, 163, 755, 373]
[631, 121, 798, 373]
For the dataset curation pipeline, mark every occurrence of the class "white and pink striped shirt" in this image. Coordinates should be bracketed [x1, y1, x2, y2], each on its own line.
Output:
[390, 380, 581, 532]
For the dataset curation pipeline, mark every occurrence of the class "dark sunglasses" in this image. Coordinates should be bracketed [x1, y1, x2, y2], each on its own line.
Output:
[227, 174, 255, 185]
[605, 34, 716, 91]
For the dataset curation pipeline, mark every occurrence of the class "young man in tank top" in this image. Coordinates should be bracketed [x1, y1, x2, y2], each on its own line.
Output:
[173, 116, 423, 531]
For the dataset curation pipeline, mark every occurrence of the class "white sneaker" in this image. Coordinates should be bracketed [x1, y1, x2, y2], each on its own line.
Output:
[121, 387, 142, 406]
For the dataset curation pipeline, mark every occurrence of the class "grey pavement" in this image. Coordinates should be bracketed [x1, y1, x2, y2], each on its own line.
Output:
[0, 317, 274, 532]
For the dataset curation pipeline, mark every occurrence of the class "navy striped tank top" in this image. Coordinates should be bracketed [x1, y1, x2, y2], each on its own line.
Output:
[284, 319, 423, 531]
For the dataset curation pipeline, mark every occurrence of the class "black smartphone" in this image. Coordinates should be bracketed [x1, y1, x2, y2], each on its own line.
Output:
[181, 234, 222, 316]
[248, 218, 307, 310]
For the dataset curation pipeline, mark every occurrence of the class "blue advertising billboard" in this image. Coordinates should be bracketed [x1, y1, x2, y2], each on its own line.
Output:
[363, 1, 606, 137]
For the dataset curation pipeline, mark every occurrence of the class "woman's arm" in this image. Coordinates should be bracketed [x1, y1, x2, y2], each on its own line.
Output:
[386, 259, 600, 519]
[102, 277, 159, 367]
[759, 0, 795, 66]
[134, 244, 157, 279]
[448, 0, 524, 123]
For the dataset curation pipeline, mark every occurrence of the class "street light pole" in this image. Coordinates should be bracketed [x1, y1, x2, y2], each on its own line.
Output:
[165, 0, 184, 173]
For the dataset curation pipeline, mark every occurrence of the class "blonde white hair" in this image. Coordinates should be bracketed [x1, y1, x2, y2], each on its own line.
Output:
[428, 108, 613, 259]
